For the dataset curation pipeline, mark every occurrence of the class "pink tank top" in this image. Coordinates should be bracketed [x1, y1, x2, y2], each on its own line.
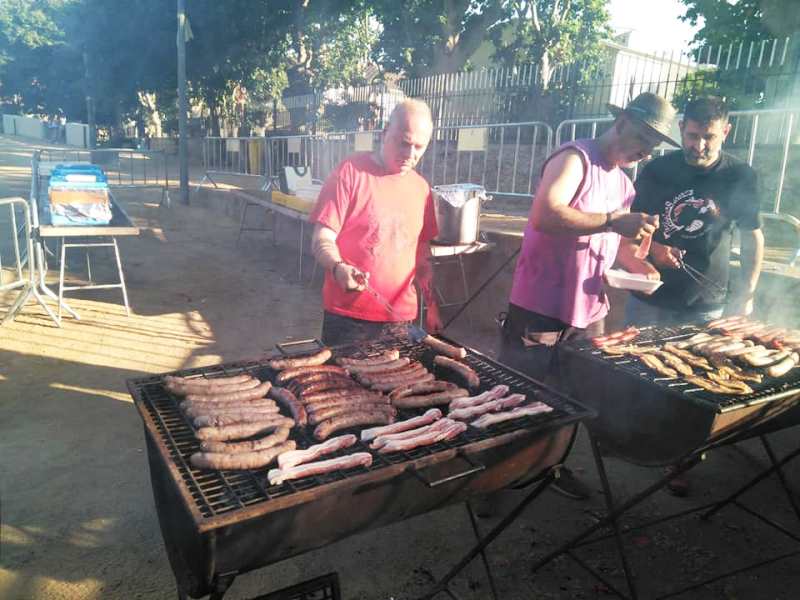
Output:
[509, 139, 635, 328]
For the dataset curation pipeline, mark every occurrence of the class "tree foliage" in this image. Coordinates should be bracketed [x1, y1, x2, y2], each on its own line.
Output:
[491, 0, 610, 88]
[681, 0, 800, 46]
[374, 0, 508, 76]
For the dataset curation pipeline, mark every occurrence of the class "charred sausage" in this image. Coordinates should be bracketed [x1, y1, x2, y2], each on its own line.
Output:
[389, 380, 459, 402]
[190, 440, 296, 471]
[275, 364, 346, 383]
[421, 335, 467, 359]
[184, 381, 272, 403]
[313, 410, 396, 441]
[392, 387, 469, 409]
[269, 348, 332, 371]
[199, 425, 291, 454]
[195, 418, 292, 442]
[335, 350, 400, 367]
[308, 403, 396, 425]
[433, 355, 480, 388]
[269, 386, 307, 426]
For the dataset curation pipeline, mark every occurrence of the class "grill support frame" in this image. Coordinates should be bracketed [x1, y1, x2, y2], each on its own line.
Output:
[529, 430, 800, 599]
[131, 333, 595, 599]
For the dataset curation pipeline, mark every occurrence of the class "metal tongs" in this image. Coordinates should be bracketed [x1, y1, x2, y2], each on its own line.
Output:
[676, 253, 727, 296]
[354, 272, 399, 317]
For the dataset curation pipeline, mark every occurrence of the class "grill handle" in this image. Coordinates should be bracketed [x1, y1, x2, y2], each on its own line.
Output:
[410, 452, 485, 488]
[275, 338, 325, 356]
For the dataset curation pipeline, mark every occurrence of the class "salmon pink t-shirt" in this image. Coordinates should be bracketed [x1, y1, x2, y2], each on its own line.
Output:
[311, 152, 437, 322]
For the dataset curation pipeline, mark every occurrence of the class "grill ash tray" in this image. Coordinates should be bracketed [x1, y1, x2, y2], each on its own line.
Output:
[562, 325, 800, 413]
[128, 333, 594, 525]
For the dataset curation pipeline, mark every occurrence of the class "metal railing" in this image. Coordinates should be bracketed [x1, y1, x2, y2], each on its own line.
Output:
[36, 148, 170, 204]
[0, 197, 35, 325]
[202, 122, 553, 201]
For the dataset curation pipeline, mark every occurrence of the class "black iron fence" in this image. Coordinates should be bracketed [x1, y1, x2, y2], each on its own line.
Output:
[262, 35, 800, 133]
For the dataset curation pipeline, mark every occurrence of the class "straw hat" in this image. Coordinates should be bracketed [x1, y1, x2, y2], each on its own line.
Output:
[608, 92, 680, 148]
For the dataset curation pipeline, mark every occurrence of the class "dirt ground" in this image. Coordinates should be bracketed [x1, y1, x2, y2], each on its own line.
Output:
[1, 134, 799, 600]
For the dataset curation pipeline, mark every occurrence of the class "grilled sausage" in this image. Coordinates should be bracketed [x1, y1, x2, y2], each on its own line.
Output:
[433, 355, 480, 388]
[295, 379, 362, 397]
[421, 335, 467, 359]
[389, 380, 459, 402]
[199, 425, 291, 454]
[371, 372, 435, 392]
[767, 353, 799, 378]
[192, 411, 286, 428]
[275, 364, 346, 383]
[304, 393, 389, 412]
[269, 386, 307, 426]
[335, 350, 401, 367]
[392, 387, 469, 409]
[308, 403, 396, 425]
[184, 381, 272, 403]
[182, 405, 282, 420]
[269, 348, 332, 371]
[357, 364, 428, 386]
[313, 410, 396, 441]
[343, 358, 411, 375]
[164, 374, 256, 396]
[195, 418, 292, 442]
[287, 371, 354, 387]
[268, 452, 373, 485]
[180, 398, 279, 414]
[684, 375, 748, 395]
[707, 315, 747, 330]
[190, 440, 296, 471]
[277, 434, 358, 470]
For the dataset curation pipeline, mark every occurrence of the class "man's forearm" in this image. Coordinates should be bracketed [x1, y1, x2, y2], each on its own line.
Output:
[535, 204, 610, 236]
[415, 242, 436, 305]
[311, 225, 343, 271]
[739, 229, 765, 295]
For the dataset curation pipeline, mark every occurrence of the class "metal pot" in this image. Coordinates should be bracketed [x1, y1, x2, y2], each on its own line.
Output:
[432, 183, 491, 244]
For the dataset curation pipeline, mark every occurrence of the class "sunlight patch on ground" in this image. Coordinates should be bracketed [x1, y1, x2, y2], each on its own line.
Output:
[50, 383, 133, 403]
[0, 301, 216, 373]
[0, 524, 35, 546]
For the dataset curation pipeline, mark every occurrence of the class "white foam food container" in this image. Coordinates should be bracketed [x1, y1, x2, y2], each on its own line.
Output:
[605, 269, 663, 293]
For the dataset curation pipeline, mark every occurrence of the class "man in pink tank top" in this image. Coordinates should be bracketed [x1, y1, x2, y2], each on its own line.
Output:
[499, 93, 679, 499]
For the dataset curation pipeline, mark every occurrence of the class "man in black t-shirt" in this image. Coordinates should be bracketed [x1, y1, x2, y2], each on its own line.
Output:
[617, 96, 765, 326]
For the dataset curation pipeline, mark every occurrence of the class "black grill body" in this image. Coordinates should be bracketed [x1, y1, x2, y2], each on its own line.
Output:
[557, 325, 800, 466]
[128, 334, 594, 599]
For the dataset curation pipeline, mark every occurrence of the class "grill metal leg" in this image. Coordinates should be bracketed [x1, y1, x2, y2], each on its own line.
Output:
[415, 467, 558, 600]
[589, 435, 638, 600]
[702, 437, 800, 523]
[465, 500, 499, 600]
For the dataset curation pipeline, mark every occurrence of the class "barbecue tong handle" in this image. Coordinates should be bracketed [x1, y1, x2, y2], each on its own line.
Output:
[411, 452, 485, 488]
[275, 338, 326, 356]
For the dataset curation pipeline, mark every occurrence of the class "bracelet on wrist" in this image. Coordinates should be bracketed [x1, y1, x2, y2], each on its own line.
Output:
[332, 260, 344, 278]
[604, 211, 614, 232]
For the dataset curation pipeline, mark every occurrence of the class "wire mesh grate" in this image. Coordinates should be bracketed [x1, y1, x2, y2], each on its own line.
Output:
[129, 334, 592, 521]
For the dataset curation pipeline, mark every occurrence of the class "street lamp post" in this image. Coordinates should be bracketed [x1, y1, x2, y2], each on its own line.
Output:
[177, 0, 189, 205]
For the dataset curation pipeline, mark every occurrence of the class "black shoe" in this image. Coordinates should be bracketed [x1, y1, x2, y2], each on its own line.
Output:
[550, 467, 592, 500]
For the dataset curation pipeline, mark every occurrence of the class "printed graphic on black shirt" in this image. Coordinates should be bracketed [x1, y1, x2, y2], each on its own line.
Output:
[661, 189, 720, 240]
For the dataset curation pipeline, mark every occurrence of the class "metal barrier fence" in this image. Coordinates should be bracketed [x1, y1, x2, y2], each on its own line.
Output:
[418, 122, 553, 198]
[36, 148, 170, 204]
[0, 196, 35, 324]
[202, 122, 554, 200]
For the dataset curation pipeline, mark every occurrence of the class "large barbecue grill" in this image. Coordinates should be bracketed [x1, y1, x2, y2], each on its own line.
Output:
[556, 324, 800, 465]
[519, 324, 800, 599]
[128, 332, 595, 599]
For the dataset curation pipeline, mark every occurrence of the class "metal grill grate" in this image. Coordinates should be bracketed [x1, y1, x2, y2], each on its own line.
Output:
[130, 334, 592, 522]
[565, 325, 800, 412]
